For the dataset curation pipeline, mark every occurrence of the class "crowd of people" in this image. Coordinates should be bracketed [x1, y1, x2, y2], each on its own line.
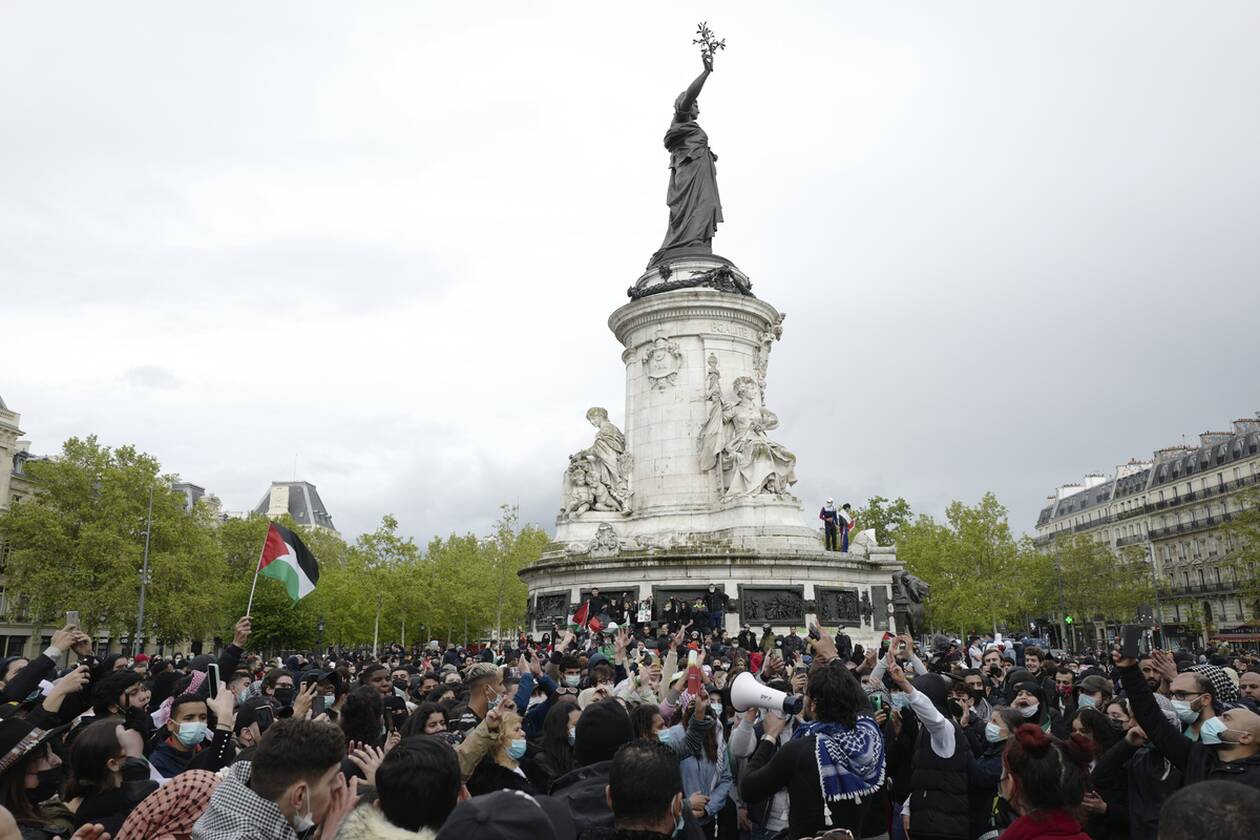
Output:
[0, 614, 1258, 840]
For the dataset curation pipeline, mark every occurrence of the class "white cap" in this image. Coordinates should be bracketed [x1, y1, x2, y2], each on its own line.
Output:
[826, 497, 834, 504]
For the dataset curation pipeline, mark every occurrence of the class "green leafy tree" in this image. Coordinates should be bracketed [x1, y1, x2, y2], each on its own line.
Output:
[482, 505, 549, 640]
[853, 496, 913, 546]
[896, 493, 1047, 636]
[0, 436, 227, 641]
[1224, 486, 1260, 611]
[1050, 535, 1154, 645]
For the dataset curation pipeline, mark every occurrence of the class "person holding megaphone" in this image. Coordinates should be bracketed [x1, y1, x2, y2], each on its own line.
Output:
[738, 626, 886, 839]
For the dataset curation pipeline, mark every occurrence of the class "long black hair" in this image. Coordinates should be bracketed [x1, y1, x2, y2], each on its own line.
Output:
[808, 662, 872, 728]
[630, 703, 663, 740]
[536, 701, 576, 776]
[64, 719, 124, 799]
[399, 702, 447, 738]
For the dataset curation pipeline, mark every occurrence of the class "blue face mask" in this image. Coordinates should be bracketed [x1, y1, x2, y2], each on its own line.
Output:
[567, 728, 576, 746]
[507, 738, 527, 760]
[1078, 694, 1097, 709]
[891, 692, 910, 710]
[176, 721, 208, 747]
[984, 722, 1006, 743]
[1199, 716, 1229, 745]
[1171, 699, 1199, 724]
[657, 729, 672, 745]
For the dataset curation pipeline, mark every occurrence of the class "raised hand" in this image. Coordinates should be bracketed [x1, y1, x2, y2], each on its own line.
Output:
[1150, 649, 1178, 682]
[207, 682, 236, 730]
[761, 710, 787, 739]
[316, 774, 358, 840]
[292, 681, 318, 720]
[232, 616, 252, 648]
[348, 744, 385, 785]
[51, 624, 78, 652]
[810, 623, 838, 663]
[885, 650, 911, 691]
[50, 665, 91, 697]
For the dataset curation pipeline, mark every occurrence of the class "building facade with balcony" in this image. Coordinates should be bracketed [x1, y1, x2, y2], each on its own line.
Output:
[1034, 414, 1260, 648]
[0, 394, 58, 658]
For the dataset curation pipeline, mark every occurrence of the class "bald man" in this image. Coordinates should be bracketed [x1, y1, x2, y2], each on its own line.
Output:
[1115, 649, 1260, 788]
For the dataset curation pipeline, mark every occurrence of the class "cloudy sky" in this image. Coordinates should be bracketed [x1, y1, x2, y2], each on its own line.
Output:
[3, 3, 1258, 544]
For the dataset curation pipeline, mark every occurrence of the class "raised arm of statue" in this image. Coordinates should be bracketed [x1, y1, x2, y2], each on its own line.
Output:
[675, 55, 712, 117]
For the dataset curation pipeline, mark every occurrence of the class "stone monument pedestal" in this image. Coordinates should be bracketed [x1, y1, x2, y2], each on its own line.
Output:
[521, 258, 902, 650]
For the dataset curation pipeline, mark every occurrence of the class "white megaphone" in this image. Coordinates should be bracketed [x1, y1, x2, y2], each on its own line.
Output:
[730, 671, 804, 716]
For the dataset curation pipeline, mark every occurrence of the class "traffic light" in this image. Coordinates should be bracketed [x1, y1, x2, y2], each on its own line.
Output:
[1064, 615, 1074, 625]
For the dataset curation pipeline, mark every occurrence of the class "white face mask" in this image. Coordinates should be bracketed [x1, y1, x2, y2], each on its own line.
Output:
[292, 786, 315, 833]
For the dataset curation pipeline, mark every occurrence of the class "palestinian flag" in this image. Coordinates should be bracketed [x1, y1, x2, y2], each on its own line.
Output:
[568, 600, 590, 630]
[258, 522, 319, 603]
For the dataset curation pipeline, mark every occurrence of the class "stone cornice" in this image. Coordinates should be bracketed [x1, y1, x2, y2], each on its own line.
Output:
[609, 290, 782, 347]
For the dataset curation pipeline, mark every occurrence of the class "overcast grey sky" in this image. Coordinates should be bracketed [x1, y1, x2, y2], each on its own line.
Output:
[3, 3, 1258, 543]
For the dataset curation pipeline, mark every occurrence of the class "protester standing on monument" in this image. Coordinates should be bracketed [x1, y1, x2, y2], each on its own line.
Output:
[839, 503, 856, 552]
[820, 498, 841, 551]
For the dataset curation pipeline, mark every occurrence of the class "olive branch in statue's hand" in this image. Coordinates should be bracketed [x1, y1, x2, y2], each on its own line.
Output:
[694, 21, 726, 65]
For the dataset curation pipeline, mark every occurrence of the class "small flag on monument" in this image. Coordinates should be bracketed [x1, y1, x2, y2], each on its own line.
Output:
[253, 522, 320, 606]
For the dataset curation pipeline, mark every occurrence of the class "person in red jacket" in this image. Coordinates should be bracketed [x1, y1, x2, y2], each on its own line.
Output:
[997, 724, 1094, 840]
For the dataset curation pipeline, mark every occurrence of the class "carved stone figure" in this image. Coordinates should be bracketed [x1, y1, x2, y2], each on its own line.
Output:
[816, 587, 861, 625]
[590, 523, 620, 558]
[562, 467, 594, 517]
[535, 593, 570, 628]
[741, 589, 805, 623]
[642, 332, 683, 391]
[561, 408, 631, 517]
[848, 528, 880, 556]
[699, 354, 726, 473]
[650, 52, 723, 267]
[700, 359, 797, 499]
[860, 591, 874, 626]
[752, 314, 785, 399]
[721, 373, 795, 496]
[892, 571, 931, 638]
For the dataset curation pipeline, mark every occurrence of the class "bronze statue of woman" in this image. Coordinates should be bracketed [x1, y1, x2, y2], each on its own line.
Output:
[649, 53, 724, 267]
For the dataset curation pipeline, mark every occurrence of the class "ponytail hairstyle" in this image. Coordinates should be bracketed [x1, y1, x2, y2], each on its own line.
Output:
[1002, 723, 1094, 813]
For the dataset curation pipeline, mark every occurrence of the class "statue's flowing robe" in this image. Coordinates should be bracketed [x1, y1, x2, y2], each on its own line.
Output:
[652, 115, 723, 264]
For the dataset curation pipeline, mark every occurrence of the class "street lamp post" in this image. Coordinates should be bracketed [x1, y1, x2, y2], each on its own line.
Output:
[1148, 547, 1164, 646]
[134, 486, 154, 656]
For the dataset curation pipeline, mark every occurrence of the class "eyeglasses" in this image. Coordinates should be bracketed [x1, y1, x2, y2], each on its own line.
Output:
[1169, 690, 1202, 701]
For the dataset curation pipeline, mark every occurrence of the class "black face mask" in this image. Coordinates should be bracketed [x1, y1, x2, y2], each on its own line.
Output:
[947, 699, 965, 719]
[969, 688, 986, 702]
[273, 687, 295, 707]
[393, 679, 407, 691]
[27, 766, 63, 806]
